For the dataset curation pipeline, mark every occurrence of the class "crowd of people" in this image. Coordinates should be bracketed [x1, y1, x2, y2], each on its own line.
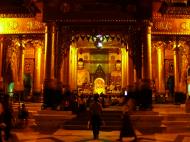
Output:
[0, 92, 138, 142]
[58, 92, 126, 113]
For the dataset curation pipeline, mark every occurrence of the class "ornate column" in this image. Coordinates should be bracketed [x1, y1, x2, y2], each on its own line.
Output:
[16, 47, 25, 91]
[0, 37, 4, 90]
[14, 44, 25, 102]
[133, 32, 142, 81]
[140, 23, 153, 109]
[63, 49, 70, 87]
[173, 45, 180, 92]
[43, 22, 58, 107]
[34, 46, 42, 94]
[56, 27, 71, 88]
[69, 43, 78, 90]
[121, 48, 128, 88]
[127, 36, 134, 85]
[142, 24, 152, 81]
[126, 49, 130, 87]
[157, 45, 165, 93]
[129, 54, 134, 85]
[60, 60, 64, 84]
[44, 22, 56, 88]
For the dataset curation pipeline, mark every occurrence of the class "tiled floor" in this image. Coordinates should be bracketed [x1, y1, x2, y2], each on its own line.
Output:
[12, 128, 190, 142]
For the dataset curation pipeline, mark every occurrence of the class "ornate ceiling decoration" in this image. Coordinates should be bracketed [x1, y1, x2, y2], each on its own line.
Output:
[43, 0, 152, 22]
[159, 0, 190, 16]
[71, 34, 128, 47]
[0, 0, 40, 18]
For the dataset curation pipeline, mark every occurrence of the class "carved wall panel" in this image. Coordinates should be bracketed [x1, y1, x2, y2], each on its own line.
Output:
[152, 38, 190, 93]
[24, 58, 34, 75]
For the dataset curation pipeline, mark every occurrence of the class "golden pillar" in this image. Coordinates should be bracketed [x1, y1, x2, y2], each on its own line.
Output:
[14, 43, 24, 92]
[157, 46, 165, 93]
[44, 22, 57, 88]
[174, 46, 180, 92]
[42, 34, 47, 87]
[142, 24, 152, 84]
[34, 47, 42, 93]
[129, 56, 134, 85]
[63, 49, 70, 86]
[134, 68, 137, 83]
[69, 44, 78, 90]
[43, 22, 58, 107]
[141, 44, 144, 79]
[147, 26, 152, 81]
[16, 48, 25, 91]
[60, 59, 64, 84]
[0, 38, 3, 90]
[121, 48, 128, 88]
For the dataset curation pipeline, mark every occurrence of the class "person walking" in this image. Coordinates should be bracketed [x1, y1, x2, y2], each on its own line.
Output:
[0, 102, 6, 142]
[18, 103, 29, 128]
[88, 95, 103, 140]
[117, 97, 137, 142]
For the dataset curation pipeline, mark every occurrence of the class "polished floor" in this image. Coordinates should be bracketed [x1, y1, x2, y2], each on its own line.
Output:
[12, 128, 190, 142]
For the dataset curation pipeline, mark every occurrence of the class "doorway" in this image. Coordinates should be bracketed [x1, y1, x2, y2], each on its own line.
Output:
[23, 73, 32, 98]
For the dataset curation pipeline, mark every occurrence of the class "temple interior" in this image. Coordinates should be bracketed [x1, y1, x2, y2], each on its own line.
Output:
[0, 0, 190, 105]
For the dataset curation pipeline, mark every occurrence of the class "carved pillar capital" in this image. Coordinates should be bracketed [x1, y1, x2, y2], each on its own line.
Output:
[152, 41, 166, 51]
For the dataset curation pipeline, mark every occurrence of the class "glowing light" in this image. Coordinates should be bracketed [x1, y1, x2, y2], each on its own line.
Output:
[37, 47, 42, 69]
[158, 48, 162, 91]
[97, 42, 103, 48]
[96, 35, 103, 41]
[188, 84, 190, 96]
[94, 35, 104, 48]
[94, 78, 105, 94]
[8, 82, 14, 97]
[0, 24, 3, 33]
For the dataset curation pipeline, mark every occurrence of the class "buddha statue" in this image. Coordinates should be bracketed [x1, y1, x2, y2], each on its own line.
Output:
[77, 58, 90, 86]
[111, 60, 122, 85]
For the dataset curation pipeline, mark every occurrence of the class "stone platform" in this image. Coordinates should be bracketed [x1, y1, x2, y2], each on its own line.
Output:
[9, 103, 190, 141]
[11, 103, 190, 134]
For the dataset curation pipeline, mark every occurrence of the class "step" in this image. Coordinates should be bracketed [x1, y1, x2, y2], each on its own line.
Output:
[37, 110, 73, 115]
[65, 120, 121, 125]
[165, 126, 190, 133]
[162, 120, 190, 126]
[153, 104, 185, 108]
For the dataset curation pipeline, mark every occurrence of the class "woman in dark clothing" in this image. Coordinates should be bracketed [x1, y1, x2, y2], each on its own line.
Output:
[0, 102, 6, 142]
[18, 104, 29, 128]
[3, 105, 13, 141]
[118, 97, 137, 142]
[88, 95, 103, 140]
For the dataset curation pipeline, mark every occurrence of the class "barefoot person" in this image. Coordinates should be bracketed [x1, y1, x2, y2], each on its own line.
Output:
[88, 95, 103, 140]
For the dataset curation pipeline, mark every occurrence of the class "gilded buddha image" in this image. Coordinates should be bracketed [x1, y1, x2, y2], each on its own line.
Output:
[77, 58, 90, 86]
[111, 60, 122, 85]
